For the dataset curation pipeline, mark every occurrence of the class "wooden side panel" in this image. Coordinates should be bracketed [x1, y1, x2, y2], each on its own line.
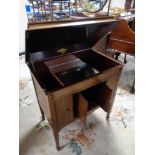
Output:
[99, 85, 113, 112]
[47, 95, 60, 149]
[106, 68, 122, 112]
[109, 38, 135, 55]
[100, 67, 122, 113]
[78, 93, 88, 128]
[32, 75, 51, 123]
[55, 95, 74, 130]
[107, 19, 135, 55]
[110, 20, 135, 42]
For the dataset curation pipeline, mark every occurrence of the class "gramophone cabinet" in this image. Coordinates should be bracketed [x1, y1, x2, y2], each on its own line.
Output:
[25, 18, 123, 150]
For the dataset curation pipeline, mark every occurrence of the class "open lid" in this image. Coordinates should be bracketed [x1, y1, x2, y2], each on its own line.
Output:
[25, 18, 118, 63]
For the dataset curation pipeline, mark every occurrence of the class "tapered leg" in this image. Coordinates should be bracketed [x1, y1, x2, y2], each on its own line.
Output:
[81, 116, 87, 129]
[106, 112, 110, 120]
[124, 54, 127, 64]
[53, 129, 60, 151]
[38, 103, 45, 121]
[130, 78, 135, 94]
[115, 55, 118, 60]
[31, 75, 45, 121]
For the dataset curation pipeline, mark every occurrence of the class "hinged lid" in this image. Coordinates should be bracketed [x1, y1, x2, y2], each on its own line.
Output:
[25, 18, 118, 63]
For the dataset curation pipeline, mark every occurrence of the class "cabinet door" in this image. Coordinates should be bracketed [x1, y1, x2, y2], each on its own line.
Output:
[78, 93, 88, 128]
[55, 95, 73, 130]
[99, 84, 113, 112]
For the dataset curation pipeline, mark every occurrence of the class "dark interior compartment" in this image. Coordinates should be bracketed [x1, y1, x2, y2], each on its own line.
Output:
[36, 71, 62, 91]
[73, 94, 79, 117]
[29, 62, 63, 91]
[80, 83, 103, 110]
[74, 49, 118, 72]
[43, 53, 99, 86]
[55, 63, 98, 86]
[26, 26, 88, 53]
[29, 43, 90, 62]
[30, 50, 118, 92]
[73, 81, 113, 117]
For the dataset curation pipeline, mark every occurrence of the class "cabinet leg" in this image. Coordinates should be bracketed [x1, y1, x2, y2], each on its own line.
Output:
[38, 103, 45, 121]
[56, 146, 61, 151]
[115, 52, 121, 60]
[81, 116, 87, 129]
[31, 76, 45, 121]
[115, 55, 118, 60]
[124, 54, 127, 64]
[53, 129, 60, 151]
[130, 78, 135, 94]
[106, 112, 110, 120]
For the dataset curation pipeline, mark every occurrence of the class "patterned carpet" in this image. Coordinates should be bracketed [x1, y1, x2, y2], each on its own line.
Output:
[19, 54, 135, 155]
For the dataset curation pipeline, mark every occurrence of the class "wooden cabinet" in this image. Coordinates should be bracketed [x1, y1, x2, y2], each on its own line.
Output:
[26, 18, 123, 150]
[31, 54, 122, 150]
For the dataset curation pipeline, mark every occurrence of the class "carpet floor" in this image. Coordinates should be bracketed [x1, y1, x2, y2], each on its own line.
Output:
[19, 54, 135, 155]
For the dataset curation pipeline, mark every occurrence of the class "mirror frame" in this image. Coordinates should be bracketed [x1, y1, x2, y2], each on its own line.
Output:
[79, 0, 109, 13]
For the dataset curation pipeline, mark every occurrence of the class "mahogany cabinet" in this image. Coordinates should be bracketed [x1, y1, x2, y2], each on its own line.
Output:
[25, 18, 123, 150]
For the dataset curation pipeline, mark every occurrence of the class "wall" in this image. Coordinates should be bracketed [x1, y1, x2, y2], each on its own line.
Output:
[19, 0, 27, 53]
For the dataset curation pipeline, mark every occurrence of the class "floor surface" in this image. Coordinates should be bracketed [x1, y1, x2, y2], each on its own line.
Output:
[19, 54, 135, 155]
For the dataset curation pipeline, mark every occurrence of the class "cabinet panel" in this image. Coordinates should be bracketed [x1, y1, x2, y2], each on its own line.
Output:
[78, 93, 88, 128]
[32, 75, 51, 123]
[55, 95, 73, 130]
[99, 84, 113, 112]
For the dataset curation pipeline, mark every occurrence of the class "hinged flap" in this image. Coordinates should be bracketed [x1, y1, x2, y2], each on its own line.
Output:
[25, 18, 118, 63]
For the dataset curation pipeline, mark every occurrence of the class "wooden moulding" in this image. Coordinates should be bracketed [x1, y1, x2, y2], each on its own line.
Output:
[27, 17, 117, 30]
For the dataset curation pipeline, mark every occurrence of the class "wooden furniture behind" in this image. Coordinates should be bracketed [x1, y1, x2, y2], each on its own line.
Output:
[106, 18, 135, 92]
[25, 18, 123, 150]
[106, 19, 135, 62]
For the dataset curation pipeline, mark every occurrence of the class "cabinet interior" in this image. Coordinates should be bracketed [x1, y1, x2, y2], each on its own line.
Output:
[30, 49, 118, 92]
[73, 81, 112, 118]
